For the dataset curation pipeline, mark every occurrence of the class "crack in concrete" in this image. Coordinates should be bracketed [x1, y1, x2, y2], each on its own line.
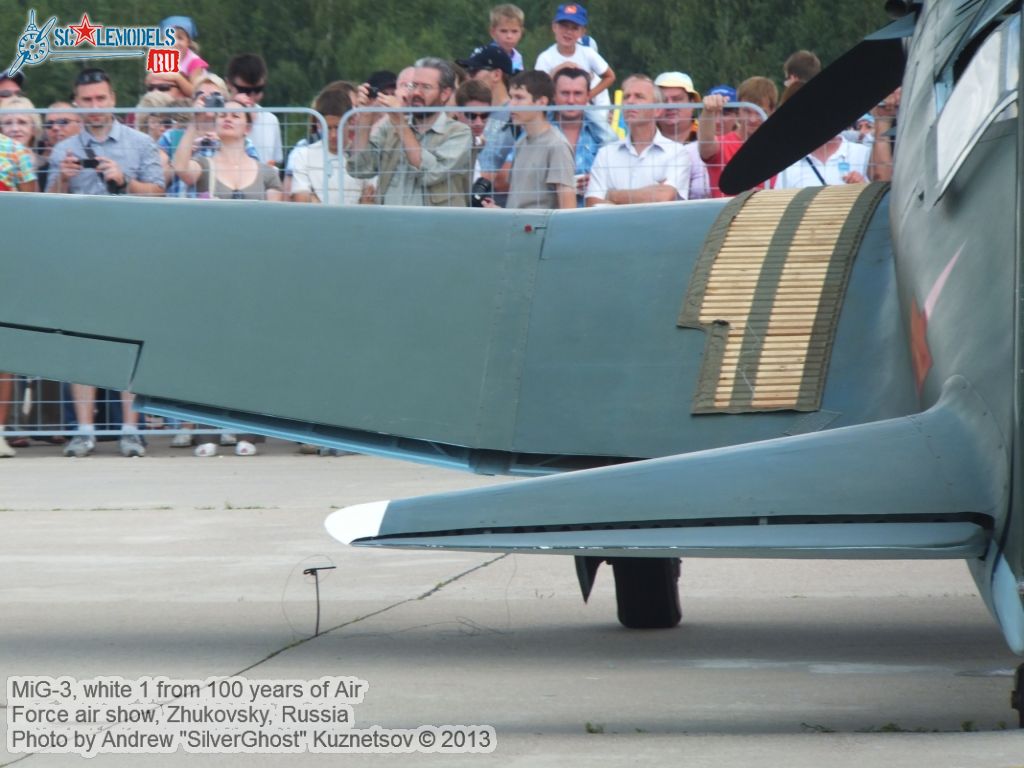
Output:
[236, 553, 508, 675]
[0, 553, 508, 766]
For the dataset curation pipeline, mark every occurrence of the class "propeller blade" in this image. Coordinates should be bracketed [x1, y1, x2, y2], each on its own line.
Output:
[720, 26, 908, 195]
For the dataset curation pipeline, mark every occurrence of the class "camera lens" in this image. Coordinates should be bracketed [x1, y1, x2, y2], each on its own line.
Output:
[470, 177, 493, 208]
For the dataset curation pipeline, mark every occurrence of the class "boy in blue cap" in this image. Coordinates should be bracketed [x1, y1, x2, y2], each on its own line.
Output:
[534, 4, 615, 110]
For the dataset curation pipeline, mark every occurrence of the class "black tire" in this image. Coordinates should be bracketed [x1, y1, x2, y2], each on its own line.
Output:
[610, 557, 682, 629]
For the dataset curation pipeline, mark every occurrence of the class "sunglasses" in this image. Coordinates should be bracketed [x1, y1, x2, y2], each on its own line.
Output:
[75, 70, 110, 86]
[45, 118, 79, 129]
[231, 83, 265, 95]
[463, 112, 488, 122]
[0, 88, 19, 98]
[146, 83, 175, 92]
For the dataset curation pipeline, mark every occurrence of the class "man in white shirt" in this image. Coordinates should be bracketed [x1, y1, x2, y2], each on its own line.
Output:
[290, 89, 374, 205]
[585, 74, 691, 206]
[775, 135, 870, 189]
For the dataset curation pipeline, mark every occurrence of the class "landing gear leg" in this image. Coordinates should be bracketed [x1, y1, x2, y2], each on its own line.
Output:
[610, 557, 682, 629]
[1012, 663, 1024, 728]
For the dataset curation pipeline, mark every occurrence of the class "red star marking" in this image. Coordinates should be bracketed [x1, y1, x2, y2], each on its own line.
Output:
[69, 13, 100, 47]
[909, 298, 932, 396]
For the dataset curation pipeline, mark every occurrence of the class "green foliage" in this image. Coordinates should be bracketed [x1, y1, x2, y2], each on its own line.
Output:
[4, 0, 890, 110]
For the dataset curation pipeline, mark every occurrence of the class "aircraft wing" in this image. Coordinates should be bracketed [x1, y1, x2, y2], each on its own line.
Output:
[0, 184, 912, 475]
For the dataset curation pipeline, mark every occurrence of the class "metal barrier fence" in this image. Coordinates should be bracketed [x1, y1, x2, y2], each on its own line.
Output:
[0, 378, 227, 441]
[0, 102, 890, 206]
[337, 101, 889, 206]
[339, 101, 773, 206]
[0, 101, 892, 444]
[0, 105, 330, 200]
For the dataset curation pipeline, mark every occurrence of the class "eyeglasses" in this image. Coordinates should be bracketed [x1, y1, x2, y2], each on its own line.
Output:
[410, 82, 439, 92]
[146, 83, 175, 92]
[75, 69, 110, 87]
[463, 112, 488, 122]
[231, 83, 265, 95]
[0, 89, 19, 98]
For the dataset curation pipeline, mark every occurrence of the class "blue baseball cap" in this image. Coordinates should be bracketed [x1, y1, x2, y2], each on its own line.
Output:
[553, 4, 588, 26]
[707, 84, 736, 101]
[160, 16, 197, 40]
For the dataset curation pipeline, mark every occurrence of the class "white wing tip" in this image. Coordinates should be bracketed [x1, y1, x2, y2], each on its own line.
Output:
[325, 500, 389, 545]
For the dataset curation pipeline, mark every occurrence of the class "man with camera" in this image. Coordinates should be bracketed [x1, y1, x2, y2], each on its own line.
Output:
[46, 68, 164, 197]
[45, 68, 163, 458]
[348, 57, 471, 207]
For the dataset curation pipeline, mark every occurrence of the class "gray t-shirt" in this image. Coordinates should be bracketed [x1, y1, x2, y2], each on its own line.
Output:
[505, 125, 574, 210]
[194, 155, 282, 200]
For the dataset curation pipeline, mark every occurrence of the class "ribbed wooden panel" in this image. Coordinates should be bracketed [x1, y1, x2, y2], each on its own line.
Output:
[692, 184, 872, 413]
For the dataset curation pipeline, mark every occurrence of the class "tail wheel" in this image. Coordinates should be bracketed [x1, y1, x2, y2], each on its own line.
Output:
[610, 557, 682, 629]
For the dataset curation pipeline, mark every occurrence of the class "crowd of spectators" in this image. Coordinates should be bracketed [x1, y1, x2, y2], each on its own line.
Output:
[0, 4, 901, 459]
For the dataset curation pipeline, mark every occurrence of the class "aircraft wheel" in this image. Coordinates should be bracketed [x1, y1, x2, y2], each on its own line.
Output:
[610, 557, 682, 629]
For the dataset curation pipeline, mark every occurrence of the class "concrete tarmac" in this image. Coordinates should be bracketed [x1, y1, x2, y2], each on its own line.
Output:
[1, 438, 1022, 766]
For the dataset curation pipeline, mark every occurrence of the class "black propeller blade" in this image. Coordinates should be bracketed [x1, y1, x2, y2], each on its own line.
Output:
[719, 18, 911, 196]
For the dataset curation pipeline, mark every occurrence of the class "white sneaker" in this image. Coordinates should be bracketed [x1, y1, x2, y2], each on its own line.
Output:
[63, 434, 96, 458]
[119, 434, 146, 458]
[194, 442, 218, 457]
[170, 431, 193, 448]
[235, 440, 257, 456]
[0, 435, 15, 458]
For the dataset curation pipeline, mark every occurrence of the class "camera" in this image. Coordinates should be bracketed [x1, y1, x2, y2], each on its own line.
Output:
[471, 177, 493, 208]
[81, 147, 99, 169]
[199, 138, 220, 150]
[204, 92, 225, 109]
[366, 85, 380, 99]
